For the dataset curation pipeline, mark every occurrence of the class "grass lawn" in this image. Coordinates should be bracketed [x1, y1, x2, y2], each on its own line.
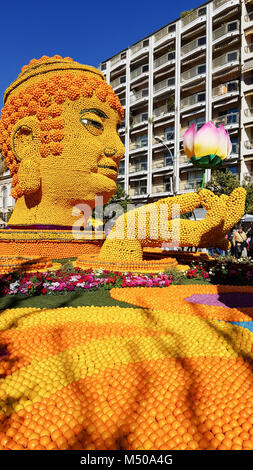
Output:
[0, 287, 141, 311]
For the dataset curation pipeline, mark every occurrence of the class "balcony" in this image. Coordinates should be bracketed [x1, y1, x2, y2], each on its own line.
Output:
[110, 76, 126, 91]
[130, 65, 149, 82]
[130, 88, 149, 106]
[181, 64, 206, 84]
[153, 77, 175, 96]
[110, 53, 126, 71]
[153, 131, 175, 146]
[213, 0, 239, 11]
[129, 140, 148, 153]
[245, 43, 253, 55]
[212, 80, 239, 100]
[154, 25, 176, 47]
[129, 163, 147, 174]
[245, 107, 253, 119]
[213, 112, 239, 128]
[153, 51, 175, 70]
[152, 184, 172, 195]
[245, 11, 253, 24]
[181, 37, 206, 58]
[180, 155, 191, 166]
[132, 112, 148, 127]
[245, 139, 253, 151]
[213, 51, 239, 73]
[181, 92, 206, 111]
[181, 7, 206, 30]
[153, 104, 175, 120]
[182, 181, 202, 191]
[213, 21, 240, 44]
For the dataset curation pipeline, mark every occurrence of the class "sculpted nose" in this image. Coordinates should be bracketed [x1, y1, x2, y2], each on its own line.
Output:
[104, 147, 117, 157]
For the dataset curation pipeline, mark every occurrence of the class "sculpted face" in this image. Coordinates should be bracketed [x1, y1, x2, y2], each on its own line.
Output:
[0, 56, 125, 227]
[39, 94, 125, 206]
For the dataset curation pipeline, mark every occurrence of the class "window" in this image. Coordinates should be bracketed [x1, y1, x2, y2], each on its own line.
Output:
[134, 180, 147, 195]
[168, 51, 175, 61]
[143, 39, 149, 47]
[197, 92, 206, 102]
[141, 112, 148, 121]
[120, 75, 126, 84]
[101, 63, 106, 70]
[164, 127, 175, 140]
[188, 170, 203, 181]
[230, 166, 238, 174]
[198, 7, 206, 16]
[142, 65, 149, 73]
[120, 98, 126, 106]
[164, 152, 173, 166]
[121, 52, 126, 59]
[135, 157, 147, 171]
[228, 21, 238, 32]
[189, 117, 205, 130]
[135, 134, 148, 148]
[119, 161, 125, 175]
[198, 64, 206, 74]
[164, 177, 172, 192]
[227, 51, 238, 62]
[231, 137, 239, 154]
[168, 24, 176, 33]
[142, 88, 149, 97]
[227, 81, 239, 92]
[198, 36, 206, 47]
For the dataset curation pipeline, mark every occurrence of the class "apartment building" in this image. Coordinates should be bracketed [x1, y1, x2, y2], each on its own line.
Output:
[99, 0, 253, 203]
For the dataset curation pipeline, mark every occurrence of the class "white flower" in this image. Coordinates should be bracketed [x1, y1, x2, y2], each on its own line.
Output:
[9, 281, 20, 290]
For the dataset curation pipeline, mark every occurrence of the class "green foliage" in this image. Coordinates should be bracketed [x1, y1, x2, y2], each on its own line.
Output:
[180, 9, 193, 18]
[94, 183, 132, 227]
[205, 169, 253, 215]
[205, 169, 240, 196]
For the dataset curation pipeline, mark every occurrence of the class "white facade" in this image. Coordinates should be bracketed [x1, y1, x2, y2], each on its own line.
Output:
[0, 170, 14, 222]
[99, 0, 253, 203]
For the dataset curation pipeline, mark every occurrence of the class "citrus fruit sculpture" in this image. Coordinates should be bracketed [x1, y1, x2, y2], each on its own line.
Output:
[0, 56, 252, 452]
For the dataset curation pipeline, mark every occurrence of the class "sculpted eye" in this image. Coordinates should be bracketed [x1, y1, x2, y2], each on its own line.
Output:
[80, 118, 103, 136]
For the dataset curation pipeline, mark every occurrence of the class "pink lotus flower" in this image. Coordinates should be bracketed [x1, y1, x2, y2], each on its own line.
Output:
[183, 121, 232, 160]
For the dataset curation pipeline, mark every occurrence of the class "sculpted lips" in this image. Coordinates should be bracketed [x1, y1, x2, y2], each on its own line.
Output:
[98, 164, 117, 172]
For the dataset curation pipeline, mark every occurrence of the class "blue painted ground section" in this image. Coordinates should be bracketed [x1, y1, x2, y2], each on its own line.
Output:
[217, 319, 253, 334]
[228, 321, 253, 334]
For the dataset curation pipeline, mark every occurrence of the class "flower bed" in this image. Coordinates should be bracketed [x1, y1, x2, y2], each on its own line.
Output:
[189, 257, 253, 285]
[0, 267, 174, 297]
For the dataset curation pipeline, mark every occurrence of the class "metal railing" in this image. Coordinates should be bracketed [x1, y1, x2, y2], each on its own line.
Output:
[213, 112, 239, 126]
[131, 42, 143, 56]
[130, 140, 148, 151]
[153, 103, 175, 117]
[245, 107, 253, 117]
[152, 184, 171, 194]
[110, 76, 126, 89]
[245, 11, 253, 22]
[154, 26, 168, 43]
[132, 113, 148, 125]
[153, 51, 175, 69]
[213, 0, 229, 9]
[129, 163, 147, 173]
[153, 77, 175, 93]
[130, 88, 149, 103]
[181, 10, 200, 26]
[245, 43, 253, 54]
[245, 139, 253, 150]
[213, 52, 239, 69]
[212, 80, 239, 98]
[181, 93, 206, 109]
[130, 65, 149, 80]
[213, 22, 239, 41]
[111, 54, 122, 66]
[181, 64, 206, 82]
[181, 37, 206, 56]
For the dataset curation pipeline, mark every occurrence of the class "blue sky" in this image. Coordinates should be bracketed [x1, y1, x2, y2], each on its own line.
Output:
[0, 0, 204, 103]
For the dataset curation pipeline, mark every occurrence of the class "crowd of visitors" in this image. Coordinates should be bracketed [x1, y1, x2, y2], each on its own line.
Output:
[209, 225, 253, 259]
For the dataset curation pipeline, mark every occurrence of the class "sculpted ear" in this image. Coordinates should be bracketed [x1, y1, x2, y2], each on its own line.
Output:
[11, 117, 41, 195]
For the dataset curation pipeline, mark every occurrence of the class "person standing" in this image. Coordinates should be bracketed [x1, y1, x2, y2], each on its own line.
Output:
[232, 226, 247, 259]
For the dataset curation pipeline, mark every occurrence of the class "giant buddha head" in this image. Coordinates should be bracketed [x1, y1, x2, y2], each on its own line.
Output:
[0, 55, 125, 228]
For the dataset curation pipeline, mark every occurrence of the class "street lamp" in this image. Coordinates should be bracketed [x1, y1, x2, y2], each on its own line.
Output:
[154, 136, 176, 195]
